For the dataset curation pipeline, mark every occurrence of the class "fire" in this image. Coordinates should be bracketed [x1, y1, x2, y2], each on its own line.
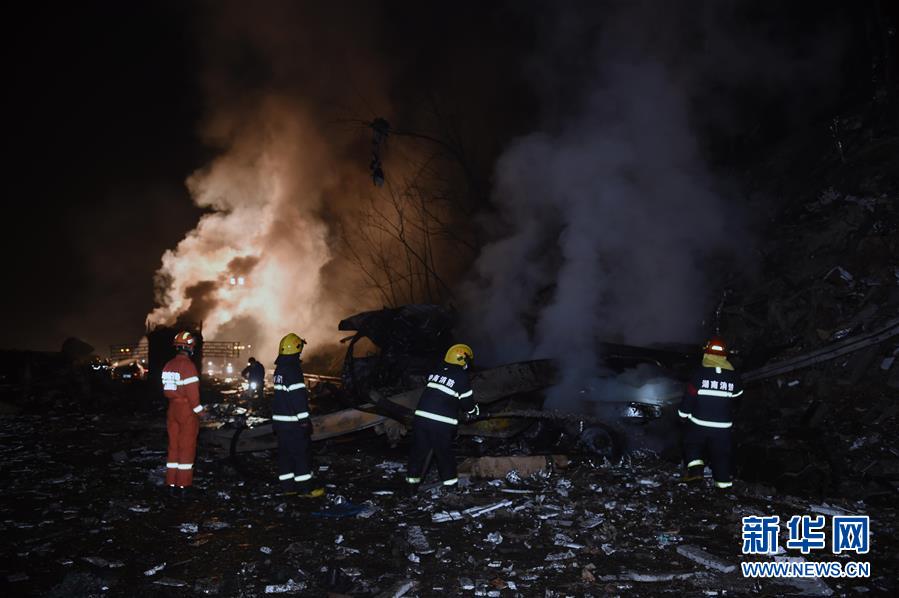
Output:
[148, 98, 357, 359]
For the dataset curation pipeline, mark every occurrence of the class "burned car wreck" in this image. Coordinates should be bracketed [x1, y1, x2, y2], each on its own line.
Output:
[339, 304, 458, 403]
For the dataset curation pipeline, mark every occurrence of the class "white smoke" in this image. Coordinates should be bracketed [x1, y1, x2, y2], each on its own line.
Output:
[148, 98, 354, 360]
[463, 23, 743, 403]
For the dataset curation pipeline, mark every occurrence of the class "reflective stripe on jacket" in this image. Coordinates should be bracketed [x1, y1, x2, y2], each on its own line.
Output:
[272, 353, 309, 423]
[414, 363, 474, 426]
[678, 364, 742, 428]
[162, 353, 202, 413]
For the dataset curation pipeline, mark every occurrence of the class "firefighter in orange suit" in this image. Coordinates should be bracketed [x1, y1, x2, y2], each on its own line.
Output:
[161, 331, 204, 495]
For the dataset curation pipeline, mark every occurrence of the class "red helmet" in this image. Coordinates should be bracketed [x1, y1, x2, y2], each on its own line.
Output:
[173, 331, 196, 351]
[704, 336, 727, 356]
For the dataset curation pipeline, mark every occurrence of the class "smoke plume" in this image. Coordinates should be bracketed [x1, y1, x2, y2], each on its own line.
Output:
[461, 2, 753, 403]
[148, 97, 347, 356]
[147, 0, 851, 381]
[148, 2, 390, 361]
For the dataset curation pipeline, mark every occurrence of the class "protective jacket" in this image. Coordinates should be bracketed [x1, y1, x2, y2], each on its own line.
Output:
[272, 354, 309, 423]
[162, 353, 203, 487]
[407, 362, 476, 487]
[677, 365, 743, 428]
[414, 363, 475, 426]
[272, 353, 312, 491]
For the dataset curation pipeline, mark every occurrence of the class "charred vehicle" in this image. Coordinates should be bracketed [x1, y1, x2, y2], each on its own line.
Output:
[338, 304, 457, 403]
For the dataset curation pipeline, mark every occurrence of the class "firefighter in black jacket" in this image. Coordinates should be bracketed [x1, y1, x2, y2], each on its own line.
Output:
[272, 333, 323, 497]
[241, 357, 265, 400]
[406, 344, 478, 493]
[678, 336, 744, 489]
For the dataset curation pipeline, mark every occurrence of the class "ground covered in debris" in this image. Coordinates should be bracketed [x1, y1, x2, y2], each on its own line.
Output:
[1, 386, 896, 597]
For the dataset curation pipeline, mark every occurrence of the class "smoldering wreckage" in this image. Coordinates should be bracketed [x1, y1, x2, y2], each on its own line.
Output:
[3, 149, 899, 594]
[3, 215, 899, 598]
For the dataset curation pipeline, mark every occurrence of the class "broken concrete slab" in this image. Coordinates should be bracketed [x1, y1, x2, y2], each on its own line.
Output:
[375, 579, 416, 598]
[432, 511, 463, 523]
[143, 562, 166, 576]
[153, 577, 188, 588]
[463, 499, 513, 518]
[675, 544, 736, 573]
[545, 550, 576, 561]
[264, 579, 307, 593]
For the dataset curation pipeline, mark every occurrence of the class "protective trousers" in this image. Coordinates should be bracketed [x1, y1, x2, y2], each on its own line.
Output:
[166, 402, 199, 487]
[274, 422, 312, 492]
[683, 422, 732, 487]
[407, 416, 458, 486]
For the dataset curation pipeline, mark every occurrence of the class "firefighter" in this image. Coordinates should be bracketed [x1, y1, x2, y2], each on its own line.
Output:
[241, 356, 265, 400]
[161, 331, 205, 497]
[406, 344, 479, 494]
[678, 336, 744, 489]
[272, 333, 323, 497]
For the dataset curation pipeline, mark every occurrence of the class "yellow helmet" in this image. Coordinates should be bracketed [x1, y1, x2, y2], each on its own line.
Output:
[279, 333, 306, 356]
[444, 343, 473, 366]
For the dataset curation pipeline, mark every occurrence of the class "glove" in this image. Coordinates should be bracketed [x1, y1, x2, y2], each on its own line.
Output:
[462, 404, 480, 423]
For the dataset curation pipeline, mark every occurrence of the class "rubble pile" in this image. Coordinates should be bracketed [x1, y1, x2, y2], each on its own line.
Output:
[1, 402, 896, 596]
[731, 188, 898, 364]
[723, 187, 899, 500]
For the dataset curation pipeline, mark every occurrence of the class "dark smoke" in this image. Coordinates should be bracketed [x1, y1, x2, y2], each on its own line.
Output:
[181, 280, 219, 325]
[226, 255, 260, 277]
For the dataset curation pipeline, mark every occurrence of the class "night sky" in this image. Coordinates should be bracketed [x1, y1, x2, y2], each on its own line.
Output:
[2, 1, 894, 356]
[5, 3, 205, 351]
